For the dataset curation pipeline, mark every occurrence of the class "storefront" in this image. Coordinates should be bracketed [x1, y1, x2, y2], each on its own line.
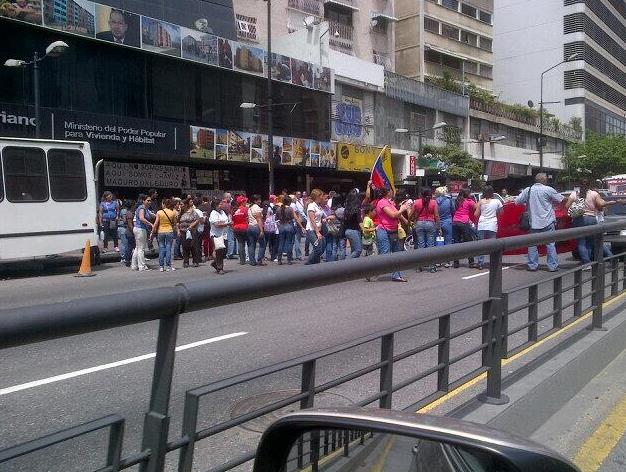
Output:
[0, 7, 333, 197]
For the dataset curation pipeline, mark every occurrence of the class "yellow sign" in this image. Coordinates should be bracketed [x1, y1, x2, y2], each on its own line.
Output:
[336, 143, 385, 172]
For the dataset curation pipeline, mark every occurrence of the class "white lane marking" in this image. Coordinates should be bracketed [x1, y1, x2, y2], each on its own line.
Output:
[0, 332, 248, 396]
[461, 264, 524, 280]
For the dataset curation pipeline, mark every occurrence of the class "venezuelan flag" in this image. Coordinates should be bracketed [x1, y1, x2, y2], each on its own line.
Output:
[370, 145, 395, 192]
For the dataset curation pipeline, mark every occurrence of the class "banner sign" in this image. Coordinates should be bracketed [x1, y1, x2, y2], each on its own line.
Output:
[336, 143, 385, 173]
[104, 161, 190, 188]
[1, 0, 333, 94]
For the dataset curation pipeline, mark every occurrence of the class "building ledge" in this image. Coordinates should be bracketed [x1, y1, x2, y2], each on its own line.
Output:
[324, 0, 360, 12]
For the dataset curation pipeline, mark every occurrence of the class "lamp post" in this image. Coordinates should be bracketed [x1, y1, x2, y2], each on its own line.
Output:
[264, 0, 275, 195]
[3, 41, 69, 139]
[538, 52, 581, 170]
[395, 121, 447, 191]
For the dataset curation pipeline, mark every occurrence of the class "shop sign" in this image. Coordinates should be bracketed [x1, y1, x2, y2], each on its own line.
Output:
[409, 154, 416, 176]
[334, 97, 362, 140]
[336, 143, 385, 173]
[104, 161, 190, 188]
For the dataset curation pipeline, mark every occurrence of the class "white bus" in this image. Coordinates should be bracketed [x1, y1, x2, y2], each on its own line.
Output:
[0, 137, 98, 262]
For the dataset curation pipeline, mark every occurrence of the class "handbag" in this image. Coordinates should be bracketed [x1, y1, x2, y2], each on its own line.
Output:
[519, 186, 533, 231]
[568, 197, 586, 218]
[213, 235, 226, 250]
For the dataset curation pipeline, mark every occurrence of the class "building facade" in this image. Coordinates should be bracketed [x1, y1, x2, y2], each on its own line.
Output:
[395, 0, 494, 90]
[494, 0, 626, 136]
[0, 0, 334, 196]
[233, 0, 396, 70]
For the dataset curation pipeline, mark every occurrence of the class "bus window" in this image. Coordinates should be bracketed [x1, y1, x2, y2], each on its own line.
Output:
[2, 147, 48, 202]
[0, 157, 3, 202]
[48, 149, 87, 202]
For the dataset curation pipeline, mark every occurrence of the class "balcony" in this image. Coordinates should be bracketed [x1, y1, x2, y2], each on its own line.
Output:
[324, 0, 359, 12]
[287, 0, 323, 16]
[328, 20, 353, 41]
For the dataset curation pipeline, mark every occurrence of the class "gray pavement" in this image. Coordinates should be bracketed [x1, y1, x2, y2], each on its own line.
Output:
[0, 250, 600, 471]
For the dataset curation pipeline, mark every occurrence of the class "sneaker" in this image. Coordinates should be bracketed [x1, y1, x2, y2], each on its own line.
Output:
[582, 265, 592, 271]
[167, 266, 176, 271]
[392, 276, 408, 283]
[429, 267, 437, 273]
[159, 266, 165, 272]
[444, 262, 451, 268]
[139, 267, 152, 271]
[272, 258, 278, 263]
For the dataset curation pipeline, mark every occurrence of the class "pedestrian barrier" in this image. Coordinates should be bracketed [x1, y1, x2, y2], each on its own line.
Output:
[1, 222, 626, 472]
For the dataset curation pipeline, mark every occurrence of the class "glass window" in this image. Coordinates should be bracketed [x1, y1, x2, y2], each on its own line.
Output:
[480, 36, 493, 51]
[461, 31, 478, 46]
[2, 147, 48, 202]
[479, 10, 492, 24]
[480, 64, 493, 78]
[464, 61, 478, 74]
[442, 0, 459, 11]
[48, 149, 87, 202]
[461, 3, 477, 17]
[425, 49, 442, 63]
[442, 55, 462, 70]
[442, 24, 460, 40]
[424, 17, 439, 34]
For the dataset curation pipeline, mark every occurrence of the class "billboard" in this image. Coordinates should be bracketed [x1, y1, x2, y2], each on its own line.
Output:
[336, 143, 385, 173]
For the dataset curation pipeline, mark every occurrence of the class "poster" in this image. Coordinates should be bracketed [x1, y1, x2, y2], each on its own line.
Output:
[292, 138, 310, 166]
[215, 128, 229, 160]
[313, 65, 331, 93]
[282, 137, 293, 165]
[319, 142, 335, 168]
[141, 16, 181, 57]
[336, 143, 383, 172]
[218, 38, 234, 69]
[190, 126, 215, 159]
[271, 53, 292, 82]
[1, 0, 42, 25]
[43, 0, 95, 37]
[95, 5, 140, 47]
[181, 27, 217, 64]
[104, 161, 190, 188]
[234, 43, 265, 76]
[249, 133, 265, 163]
[228, 130, 250, 162]
[291, 59, 313, 88]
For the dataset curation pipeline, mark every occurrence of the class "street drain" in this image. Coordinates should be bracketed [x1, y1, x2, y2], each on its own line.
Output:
[229, 389, 354, 433]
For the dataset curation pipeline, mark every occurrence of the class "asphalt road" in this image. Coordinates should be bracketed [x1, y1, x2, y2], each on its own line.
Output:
[0, 250, 595, 471]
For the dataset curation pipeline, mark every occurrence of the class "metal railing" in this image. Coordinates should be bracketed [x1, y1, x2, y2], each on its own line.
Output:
[288, 0, 323, 16]
[1, 222, 626, 472]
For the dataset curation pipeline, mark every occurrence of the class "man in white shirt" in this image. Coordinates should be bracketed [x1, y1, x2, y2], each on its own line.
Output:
[291, 191, 307, 260]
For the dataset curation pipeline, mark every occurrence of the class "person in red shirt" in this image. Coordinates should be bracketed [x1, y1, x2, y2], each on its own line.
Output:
[410, 188, 441, 273]
[232, 195, 249, 265]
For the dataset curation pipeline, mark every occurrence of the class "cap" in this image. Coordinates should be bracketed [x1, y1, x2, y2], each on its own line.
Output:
[236, 195, 248, 205]
[269, 194, 277, 202]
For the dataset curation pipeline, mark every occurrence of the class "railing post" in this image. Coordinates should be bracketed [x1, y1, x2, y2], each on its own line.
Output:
[553, 277, 563, 330]
[611, 257, 619, 297]
[501, 292, 509, 357]
[528, 285, 538, 343]
[574, 269, 582, 317]
[106, 420, 124, 472]
[479, 247, 508, 405]
[379, 334, 394, 409]
[590, 233, 605, 330]
[623, 256, 626, 291]
[300, 360, 318, 471]
[140, 313, 180, 472]
[437, 315, 450, 393]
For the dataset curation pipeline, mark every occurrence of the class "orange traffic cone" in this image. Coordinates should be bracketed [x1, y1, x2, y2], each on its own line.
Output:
[75, 240, 96, 277]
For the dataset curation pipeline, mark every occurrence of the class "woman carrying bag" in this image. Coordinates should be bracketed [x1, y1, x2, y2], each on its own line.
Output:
[209, 198, 231, 274]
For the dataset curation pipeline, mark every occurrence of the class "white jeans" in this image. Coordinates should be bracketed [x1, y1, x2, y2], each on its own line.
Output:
[132, 227, 148, 270]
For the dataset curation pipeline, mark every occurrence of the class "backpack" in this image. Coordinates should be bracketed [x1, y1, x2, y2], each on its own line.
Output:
[264, 207, 278, 233]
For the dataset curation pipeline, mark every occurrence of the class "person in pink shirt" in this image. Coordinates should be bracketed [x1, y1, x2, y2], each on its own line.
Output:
[452, 187, 477, 268]
[375, 188, 411, 282]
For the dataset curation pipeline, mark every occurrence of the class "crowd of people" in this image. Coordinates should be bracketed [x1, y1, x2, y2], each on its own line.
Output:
[97, 173, 615, 277]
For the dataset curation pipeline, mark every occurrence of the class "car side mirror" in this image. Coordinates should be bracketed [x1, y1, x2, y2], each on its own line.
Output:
[253, 408, 580, 472]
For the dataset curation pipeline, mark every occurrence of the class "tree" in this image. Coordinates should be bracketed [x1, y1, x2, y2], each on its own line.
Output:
[563, 132, 626, 181]
[423, 144, 483, 180]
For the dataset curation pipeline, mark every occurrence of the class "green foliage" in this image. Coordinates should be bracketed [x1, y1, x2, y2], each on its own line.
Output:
[564, 132, 626, 181]
[423, 144, 482, 180]
[568, 116, 583, 133]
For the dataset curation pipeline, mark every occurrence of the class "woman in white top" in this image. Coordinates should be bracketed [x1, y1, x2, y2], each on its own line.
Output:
[305, 188, 326, 265]
[474, 185, 503, 270]
[208, 198, 231, 274]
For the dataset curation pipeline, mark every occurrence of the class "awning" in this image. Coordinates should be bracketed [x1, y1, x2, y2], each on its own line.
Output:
[324, 0, 360, 12]
[424, 43, 490, 66]
[371, 11, 398, 22]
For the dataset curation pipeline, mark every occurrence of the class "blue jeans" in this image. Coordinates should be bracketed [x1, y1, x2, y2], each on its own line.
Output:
[477, 230, 497, 265]
[118, 226, 128, 261]
[247, 225, 261, 265]
[157, 232, 175, 267]
[344, 229, 362, 258]
[226, 226, 237, 257]
[440, 218, 453, 245]
[277, 223, 295, 262]
[415, 221, 437, 249]
[257, 232, 268, 263]
[528, 222, 559, 271]
[294, 227, 304, 259]
[325, 234, 337, 262]
[376, 228, 403, 280]
[305, 230, 325, 264]
[573, 216, 596, 264]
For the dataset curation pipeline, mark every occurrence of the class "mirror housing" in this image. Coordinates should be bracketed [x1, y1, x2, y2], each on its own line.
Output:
[253, 408, 580, 472]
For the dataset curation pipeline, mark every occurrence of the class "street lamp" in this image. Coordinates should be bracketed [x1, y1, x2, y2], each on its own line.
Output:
[4, 40, 69, 138]
[465, 135, 506, 180]
[264, 0, 275, 196]
[538, 52, 581, 170]
[395, 122, 447, 190]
